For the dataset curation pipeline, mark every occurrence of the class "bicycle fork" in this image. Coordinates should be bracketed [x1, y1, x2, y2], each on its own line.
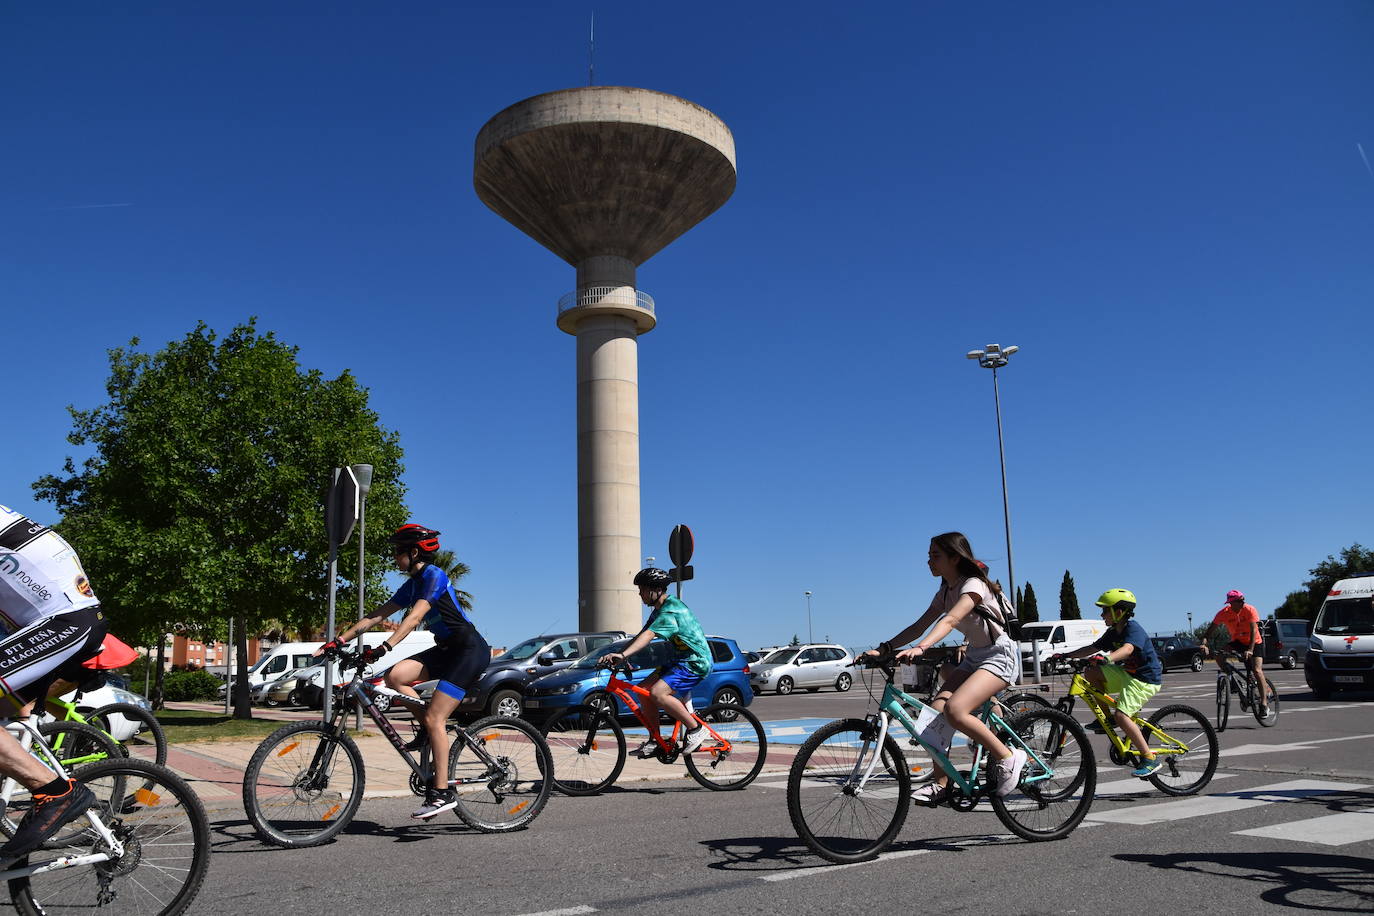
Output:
[845, 714, 893, 796]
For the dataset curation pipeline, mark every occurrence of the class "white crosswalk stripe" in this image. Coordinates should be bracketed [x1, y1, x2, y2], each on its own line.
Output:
[1084, 779, 1371, 832]
[1234, 807, 1374, 845]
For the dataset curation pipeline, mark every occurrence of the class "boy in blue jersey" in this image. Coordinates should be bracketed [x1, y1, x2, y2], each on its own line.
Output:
[319, 524, 489, 819]
[603, 568, 713, 758]
[1057, 588, 1165, 777]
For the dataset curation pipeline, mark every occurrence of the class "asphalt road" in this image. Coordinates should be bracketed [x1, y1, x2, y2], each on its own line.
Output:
[56, 666, 1374, 915]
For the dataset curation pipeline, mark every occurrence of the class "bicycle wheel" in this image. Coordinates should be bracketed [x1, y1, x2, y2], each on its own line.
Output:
[9, 758, 209, 916]
[1253, 678, 1280, 727]
[1144, 705, 1218, 796]
[85, 703, 168, 767]
[242, 721, 365, 848]
[684, 704, 768, 791]
[1214, 676, 1230, 732]
[786, 718, 910, 864]
[990, 708, 1096, 842]
[448, 716, 552, 832]
[1, 723, 126, 843]
[1001, 692, 1052, 717]
[541, 704, 626, 796]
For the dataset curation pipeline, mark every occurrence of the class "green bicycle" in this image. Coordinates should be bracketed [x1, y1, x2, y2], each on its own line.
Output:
[786, 655, 1096, 864]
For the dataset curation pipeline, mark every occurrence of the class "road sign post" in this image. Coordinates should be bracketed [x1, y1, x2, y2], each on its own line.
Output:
[668, 524, 694, 599]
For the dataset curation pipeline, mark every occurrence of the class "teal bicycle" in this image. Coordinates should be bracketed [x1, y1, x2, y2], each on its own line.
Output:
[786, 655, 1097, 863]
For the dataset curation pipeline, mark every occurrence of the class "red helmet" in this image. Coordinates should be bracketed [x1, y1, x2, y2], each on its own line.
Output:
[389, 524, 441, 555]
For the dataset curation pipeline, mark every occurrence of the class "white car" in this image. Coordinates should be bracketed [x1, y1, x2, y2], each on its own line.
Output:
[56, 681, 156, 742]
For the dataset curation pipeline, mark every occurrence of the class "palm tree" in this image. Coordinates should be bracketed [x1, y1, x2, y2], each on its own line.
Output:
[430, 549, 475, 612]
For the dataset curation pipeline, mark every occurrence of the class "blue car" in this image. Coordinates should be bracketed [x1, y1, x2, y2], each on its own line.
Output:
[523, 635, 753, 722]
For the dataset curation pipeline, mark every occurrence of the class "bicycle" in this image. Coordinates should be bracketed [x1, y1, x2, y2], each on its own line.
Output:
[1028, 658, 1219, 796]
[540, 660, 768, 794]
[38, 672, 167, 768]
[242, 643, 554, 847]
[0, 714, 210, 915]
[786, 655, 1096, 864]
[1211, 650, 1279, 731]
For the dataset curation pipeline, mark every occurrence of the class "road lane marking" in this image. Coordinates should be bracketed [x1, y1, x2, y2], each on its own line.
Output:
[1221, 732, 1374, 757]
[761, 848, 930, 880]
[1234, 807, 1374, 845]
[516, 907, 597, 916]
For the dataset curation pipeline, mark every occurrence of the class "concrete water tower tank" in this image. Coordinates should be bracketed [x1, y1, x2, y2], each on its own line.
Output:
[474, 86, 736, 633]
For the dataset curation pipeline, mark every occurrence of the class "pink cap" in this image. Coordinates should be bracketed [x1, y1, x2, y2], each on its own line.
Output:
[1225, 589, 1245, 602]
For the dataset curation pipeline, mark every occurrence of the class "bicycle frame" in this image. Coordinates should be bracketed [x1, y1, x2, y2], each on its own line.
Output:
[1064, 674, 1191, 758]
[603, 669, 733, 760]
[1214, 653, 1254, 696]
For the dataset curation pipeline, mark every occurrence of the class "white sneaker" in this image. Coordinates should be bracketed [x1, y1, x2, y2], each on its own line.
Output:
[994, 748, 1028, 797]
[633, 738, 660, 759]
[680, 725, 709, 755]
[411, 790, 457, 820]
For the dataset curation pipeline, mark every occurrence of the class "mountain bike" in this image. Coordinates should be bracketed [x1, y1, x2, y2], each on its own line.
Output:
[540, 661, 768, 794]
[242, 643, 553, 848]
[1212, 650, 1279, 730]
[0, 715, 210, 915]
[786, 655, 1096, 864]
[1039, 658, 1218, 795]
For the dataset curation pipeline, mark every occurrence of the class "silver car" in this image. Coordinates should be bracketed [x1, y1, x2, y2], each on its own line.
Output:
[749, 644, 854, 695]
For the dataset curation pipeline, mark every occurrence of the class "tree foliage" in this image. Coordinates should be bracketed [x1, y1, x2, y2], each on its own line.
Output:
[33, 320, 407, 712]
[1020, 581, 1040, 624]
[431, 549, 475, 612]
[1059, 570, 1081, 620]
[1293, 544, 1374, 620]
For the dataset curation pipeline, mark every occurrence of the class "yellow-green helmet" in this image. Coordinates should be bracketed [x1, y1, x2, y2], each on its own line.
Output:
[1095, 588, 1137, 613]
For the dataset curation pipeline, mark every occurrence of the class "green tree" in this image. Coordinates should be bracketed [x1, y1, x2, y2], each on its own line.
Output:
[33, 320, 407, 716]
[1060, 571, 1081, 620]
[790, 634, 800, 646]
[1021, 581, 1040, 624]
[1296, 544, 1374, 620]
[431, 549, 475, 612]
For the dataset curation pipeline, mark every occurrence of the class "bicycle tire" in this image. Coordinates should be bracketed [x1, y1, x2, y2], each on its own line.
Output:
[1253, 678, 1280, 727]
[541, 704, 626, 796]
[1144, 704, 1218, 796]
[989, 708, 1096, 842]
[8, 758, 211, 916]
[85, 703, 168, 767]
[1001, 692, 1052, 716]
[0, 722, 126, 843]
[684, 704, 768, 791]
[786, 718, 910, 864]
[1215, 676, 1230, 732]
[242, 721, 365, 848]
[449, 716, 552, 832]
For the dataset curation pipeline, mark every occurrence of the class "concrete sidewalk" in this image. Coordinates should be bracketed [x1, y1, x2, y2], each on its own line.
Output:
[156, 706, 798, 803]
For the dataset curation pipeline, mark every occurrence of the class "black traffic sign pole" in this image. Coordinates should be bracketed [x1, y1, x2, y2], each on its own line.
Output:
[668, 524, 694, 599]
[323, 466, 363, 722]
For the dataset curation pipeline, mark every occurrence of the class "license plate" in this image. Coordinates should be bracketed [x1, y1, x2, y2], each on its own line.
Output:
[525, 699, 541, 708]
[1333, 675, 1365, 684]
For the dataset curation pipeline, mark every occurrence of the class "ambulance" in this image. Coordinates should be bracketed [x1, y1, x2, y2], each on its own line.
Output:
[1304, 572, 1374, 698]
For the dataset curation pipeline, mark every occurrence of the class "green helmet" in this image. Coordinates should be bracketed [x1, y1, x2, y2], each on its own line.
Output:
[1095, 588, 1137, 613]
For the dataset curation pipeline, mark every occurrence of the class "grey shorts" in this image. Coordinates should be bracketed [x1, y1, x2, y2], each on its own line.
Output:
[953, 635, 1019, 685]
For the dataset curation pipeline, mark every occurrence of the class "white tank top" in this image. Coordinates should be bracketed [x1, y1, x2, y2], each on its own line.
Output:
[0, 504, 100, 630]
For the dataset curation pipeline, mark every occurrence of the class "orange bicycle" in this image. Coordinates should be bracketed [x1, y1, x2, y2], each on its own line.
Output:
[541, 661, 768, 794]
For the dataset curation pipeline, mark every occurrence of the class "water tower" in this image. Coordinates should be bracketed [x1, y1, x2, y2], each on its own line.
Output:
[474, 87, 736, 633]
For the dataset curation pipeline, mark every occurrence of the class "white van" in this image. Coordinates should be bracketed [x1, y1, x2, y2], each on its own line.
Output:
[1304, 573, 1374, 699]
[292, 631, 437, 707]
[219, 641, 324, 699]
[1017, 619, 1108, 677]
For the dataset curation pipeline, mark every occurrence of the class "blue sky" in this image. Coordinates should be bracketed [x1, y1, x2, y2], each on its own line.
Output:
[4, 2, 1371, 653]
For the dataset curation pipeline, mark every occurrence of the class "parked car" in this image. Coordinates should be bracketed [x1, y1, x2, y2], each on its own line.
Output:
[1261, 618, 1310, 669]
[745, 646, 785, 666]
[291, 631, 437, 708]
[749, 643, 854, 695]
[56, 675, 154, 742]
[414, 631, 627, 719]
[523, 635, 753, 721]
[1150, 635, 1205, 673]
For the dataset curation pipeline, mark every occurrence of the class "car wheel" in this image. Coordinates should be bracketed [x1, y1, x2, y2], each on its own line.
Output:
[835, 672, 852, 692]
[287, 689, 305, 707]
[1311, 682, 1332, 700]
[262, 695, 281, 708]
[709, 687, 744, 721]
[372, 692, 392, 714]
[1190, 654, 1204, 673]
[488, 688, 523, 719]
[1280, 653, 1296, 670]
[775, 676, 794, 696]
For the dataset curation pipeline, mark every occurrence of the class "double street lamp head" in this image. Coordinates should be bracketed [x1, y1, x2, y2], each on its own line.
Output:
[966, 343, 1019, 370]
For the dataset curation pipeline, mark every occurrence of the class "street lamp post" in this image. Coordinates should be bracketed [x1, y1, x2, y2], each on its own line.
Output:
[966, 343, 1020, 619]
[804, 591, 813, 644]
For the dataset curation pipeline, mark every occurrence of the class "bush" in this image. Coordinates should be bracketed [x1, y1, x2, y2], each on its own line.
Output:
[161, 669, 223, 702]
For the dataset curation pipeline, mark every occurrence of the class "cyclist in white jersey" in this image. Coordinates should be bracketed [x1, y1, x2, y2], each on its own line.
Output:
[0, 504, 108, 861]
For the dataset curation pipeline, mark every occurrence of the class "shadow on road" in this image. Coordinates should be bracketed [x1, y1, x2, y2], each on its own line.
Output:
[1117, 850, 1374, 912]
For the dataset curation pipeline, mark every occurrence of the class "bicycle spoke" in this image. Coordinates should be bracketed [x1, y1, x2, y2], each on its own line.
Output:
[991, 708, 1096, 841]
[1144, 705, 1218, 796]
[541, 705, 625, 795]
[684, 705, 768, 790]
[242, 722, 364, 848]
[449, 717, 552, 832]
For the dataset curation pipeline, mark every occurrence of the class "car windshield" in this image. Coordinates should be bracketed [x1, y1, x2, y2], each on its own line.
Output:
[570, 639, 632, 670]
[495, 637, 552, 662]
[1020, 625, 1053, 641]
[762, 649, 798, 665]
[1314, 597, 1374, 635]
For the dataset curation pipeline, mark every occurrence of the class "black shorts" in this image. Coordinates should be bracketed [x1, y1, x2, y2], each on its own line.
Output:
[410, 641, 489, 698]
[0, 606, 107, 706]
[1226, 639, 1261, 655]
